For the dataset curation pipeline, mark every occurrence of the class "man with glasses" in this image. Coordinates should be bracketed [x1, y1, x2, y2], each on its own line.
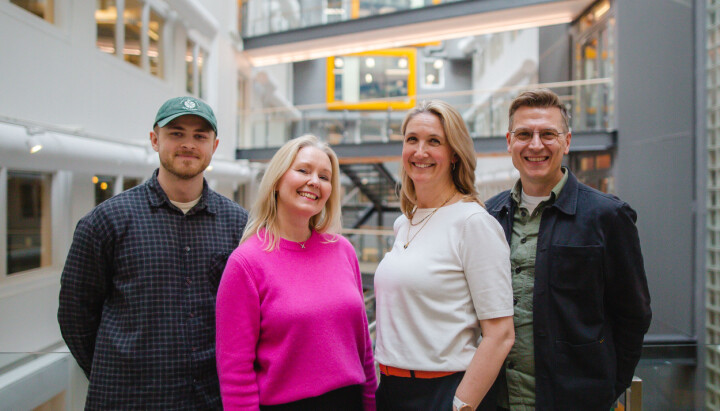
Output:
[485, 89, 651, 410]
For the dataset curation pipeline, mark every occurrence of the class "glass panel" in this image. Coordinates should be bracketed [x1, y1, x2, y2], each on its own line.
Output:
[96, 0, 117, 55]
[123, 0, 143, 67]
[93, 175, 116, 205]
[10, 0, 53, 23]
[7, 171, 52, 275]
[148, 10, 164, 78]
[186, 40, 195, 94]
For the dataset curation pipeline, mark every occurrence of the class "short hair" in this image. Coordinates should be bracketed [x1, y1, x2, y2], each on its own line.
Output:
[399, 100, 482, 218]
[508, 88, 570, 132]
[240, 134, 341, 251]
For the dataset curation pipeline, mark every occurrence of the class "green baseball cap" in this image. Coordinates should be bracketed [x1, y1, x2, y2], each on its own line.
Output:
[154, 96, 217, 133]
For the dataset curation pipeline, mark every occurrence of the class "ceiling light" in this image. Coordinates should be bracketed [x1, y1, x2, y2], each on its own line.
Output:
[433, 59, 444, 69]
[365, 57, 375, 68]
[594, 1, 610, 19]
[398, 58, 408, 68]
[335, 58, 344, 68]
[26, 137, 43, 154]
[92, 176, 99, 184]
[365, 73, 373, 83]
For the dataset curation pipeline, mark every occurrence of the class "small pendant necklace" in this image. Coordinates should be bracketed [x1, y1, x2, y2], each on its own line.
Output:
[404, 192, 456, 249]
[297, 231, 312, 249]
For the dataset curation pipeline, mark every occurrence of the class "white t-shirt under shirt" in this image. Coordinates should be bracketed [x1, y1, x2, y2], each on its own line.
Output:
[520, 190, 551, 215]
[170, 197, 201, 214]
[374, 200, 513, 372]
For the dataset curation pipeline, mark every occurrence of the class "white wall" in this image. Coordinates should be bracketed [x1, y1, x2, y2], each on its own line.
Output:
[0, 0, 251, 406]
[472, 28, 539, 98]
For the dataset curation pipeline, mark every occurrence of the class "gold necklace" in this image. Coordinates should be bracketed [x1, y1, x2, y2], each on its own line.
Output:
[409, 207, 436, 226]
[404, 193, 456, 249]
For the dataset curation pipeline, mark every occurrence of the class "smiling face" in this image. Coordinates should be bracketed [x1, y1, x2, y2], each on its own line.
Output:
[151, 115, 218, 181]
[506, 106, 571, 196]
[401, 112, 456, 191]
[276, 146, 333, 223]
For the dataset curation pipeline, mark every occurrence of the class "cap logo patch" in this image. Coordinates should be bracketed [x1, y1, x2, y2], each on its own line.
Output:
[183, 99, 197, 110]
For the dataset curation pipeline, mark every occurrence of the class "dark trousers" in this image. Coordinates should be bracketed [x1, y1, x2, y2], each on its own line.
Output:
[259, 384, 362, 411]
[377, 372, 498, 411]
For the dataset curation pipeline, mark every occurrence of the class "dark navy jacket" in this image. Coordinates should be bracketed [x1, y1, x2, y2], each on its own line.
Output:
[485, 170, 651, 411]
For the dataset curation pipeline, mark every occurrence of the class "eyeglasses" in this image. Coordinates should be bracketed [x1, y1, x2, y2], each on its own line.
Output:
[510, 129, 566, 143]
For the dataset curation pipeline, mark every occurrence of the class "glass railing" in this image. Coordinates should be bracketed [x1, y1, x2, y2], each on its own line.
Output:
[238, 78, 614, 150]
[242, 0, 465, 38]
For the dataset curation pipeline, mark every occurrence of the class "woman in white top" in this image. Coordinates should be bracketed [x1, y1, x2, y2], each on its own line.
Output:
[374, 100, 515, 411]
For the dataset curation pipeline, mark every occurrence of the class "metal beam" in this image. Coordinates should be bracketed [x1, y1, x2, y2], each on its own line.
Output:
[351, 205, 377, 229]
[236, 131, 616, 162]
[339, 164, 384, 208]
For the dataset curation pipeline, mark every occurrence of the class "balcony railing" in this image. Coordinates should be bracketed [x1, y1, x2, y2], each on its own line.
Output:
[238, 78, 614, 150]
[242, 0, 465, 38]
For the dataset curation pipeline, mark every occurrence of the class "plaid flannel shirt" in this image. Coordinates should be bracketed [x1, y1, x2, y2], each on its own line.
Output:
[58, 169, 247, 410]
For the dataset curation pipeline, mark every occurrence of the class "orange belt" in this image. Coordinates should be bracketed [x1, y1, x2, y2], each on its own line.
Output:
[378, 364, 457, 379]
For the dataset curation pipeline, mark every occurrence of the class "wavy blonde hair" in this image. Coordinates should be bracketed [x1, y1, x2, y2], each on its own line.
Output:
[399, 100, 482, 218]
[240, 135, 341, 251]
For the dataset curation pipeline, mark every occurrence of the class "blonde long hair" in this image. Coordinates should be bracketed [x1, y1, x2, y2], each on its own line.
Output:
[399, 100, 482, 218]
[240, 135, 341, 251]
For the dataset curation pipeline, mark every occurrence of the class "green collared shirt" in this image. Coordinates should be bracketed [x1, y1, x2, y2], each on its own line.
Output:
[498, 169, 568, 410]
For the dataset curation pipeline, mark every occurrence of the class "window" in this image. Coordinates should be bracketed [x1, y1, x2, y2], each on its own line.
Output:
[96, 0, 117, 55]
[185, 40, 207, 98]
[123, 0, 142, 67]
[95, 0, 166, 78]
[7, 171, 52, 275]
[327, 48, 416, 110]
[148, 9, 164, 78]
[10, 0, 54, 23]
[422, 59, 444, 88]
[123, 177, 141, 191]
[186, 40, 195, 94]
[93, 175, 116, 205]
[569, 151, 614, 193]
[572, 0, 615, 131]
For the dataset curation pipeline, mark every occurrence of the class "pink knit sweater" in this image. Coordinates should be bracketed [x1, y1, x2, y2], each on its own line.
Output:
[216, 230, 376, 410]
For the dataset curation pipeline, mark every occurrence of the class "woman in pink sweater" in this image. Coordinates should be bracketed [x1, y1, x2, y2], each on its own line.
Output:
[216, 135, 376, 410]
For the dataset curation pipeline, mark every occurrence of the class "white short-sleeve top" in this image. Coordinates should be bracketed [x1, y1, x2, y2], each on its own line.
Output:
[374, 200, 513, 371]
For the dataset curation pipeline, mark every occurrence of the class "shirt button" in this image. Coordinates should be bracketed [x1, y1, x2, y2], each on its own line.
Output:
[521, 211, 527, 217]
[507, 362, 514, 369]
[186, 277, 192, 285]
[520, 237, 527, 244]
[513, 298, 518, 306]
[515, 267, 521, 274]
[184, 246, 191, 252]
[189, 312, 195, 318]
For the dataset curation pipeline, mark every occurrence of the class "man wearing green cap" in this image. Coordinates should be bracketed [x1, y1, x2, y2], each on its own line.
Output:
[58, 96, 248, 410]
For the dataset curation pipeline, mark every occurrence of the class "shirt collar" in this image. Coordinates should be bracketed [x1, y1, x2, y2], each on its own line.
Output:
[511, 167, 569, 209]
[146, 169, 216, 215]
